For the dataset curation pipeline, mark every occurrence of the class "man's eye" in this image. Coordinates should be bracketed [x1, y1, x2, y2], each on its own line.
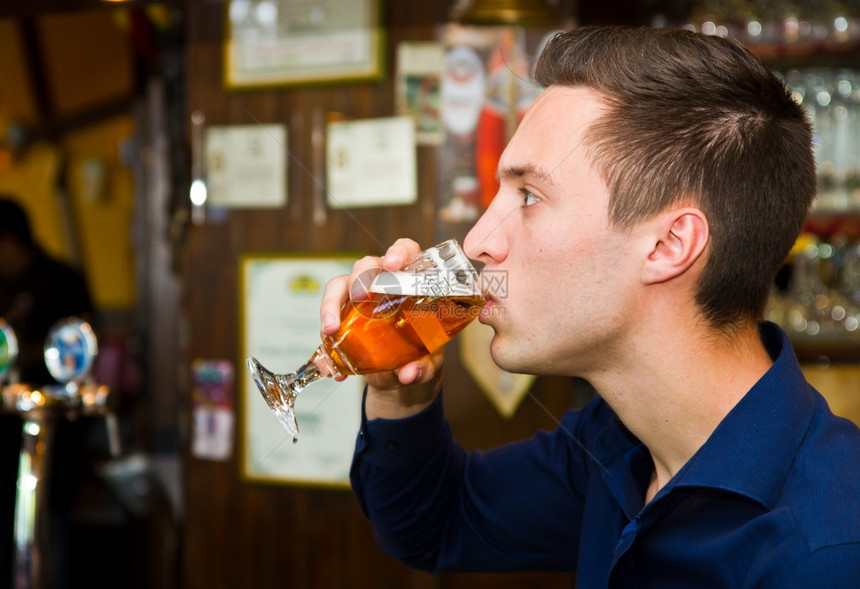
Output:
[520, 189, 540, 207]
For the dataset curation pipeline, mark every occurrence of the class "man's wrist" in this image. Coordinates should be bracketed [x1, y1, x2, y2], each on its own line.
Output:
[365, 381, 441, 420]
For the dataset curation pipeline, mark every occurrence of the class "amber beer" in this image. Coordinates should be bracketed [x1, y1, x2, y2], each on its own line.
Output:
[247, 239, 483, 440]
[320, 291, 485, 375]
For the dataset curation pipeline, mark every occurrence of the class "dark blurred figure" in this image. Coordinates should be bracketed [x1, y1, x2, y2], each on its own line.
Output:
[0, 197, 93, 384]
[0, 196, 94, 589]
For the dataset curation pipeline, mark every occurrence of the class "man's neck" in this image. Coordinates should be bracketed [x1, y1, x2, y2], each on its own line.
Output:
[593, 322, 773, 501]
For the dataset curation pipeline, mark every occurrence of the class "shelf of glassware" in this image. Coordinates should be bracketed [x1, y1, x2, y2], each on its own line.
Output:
[752, 39, 860, 68]
[766, 226, 860, 363]
[750, 36, 860, 361]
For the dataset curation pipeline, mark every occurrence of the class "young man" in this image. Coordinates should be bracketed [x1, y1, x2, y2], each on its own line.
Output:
[321, 26, 860, 586]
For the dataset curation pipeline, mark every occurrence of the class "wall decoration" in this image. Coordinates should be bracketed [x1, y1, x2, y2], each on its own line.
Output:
[326, 115, 417, 208]
[396, 42, 446, 146]
[224, 0, 383, 88]
[205, 123, 287, 208]
[436, 24, 559, 224]
[191, 359, 235, 461]
[240, 254, 363, 487]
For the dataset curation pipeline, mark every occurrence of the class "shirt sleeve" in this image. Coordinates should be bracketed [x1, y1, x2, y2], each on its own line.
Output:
[350, 390, 590, 574]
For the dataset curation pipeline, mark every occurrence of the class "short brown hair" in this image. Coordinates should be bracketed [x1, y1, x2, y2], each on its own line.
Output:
[534, 26, 816, 329]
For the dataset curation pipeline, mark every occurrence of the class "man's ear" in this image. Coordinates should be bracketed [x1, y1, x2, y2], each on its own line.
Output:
[642, 208, 709, 285]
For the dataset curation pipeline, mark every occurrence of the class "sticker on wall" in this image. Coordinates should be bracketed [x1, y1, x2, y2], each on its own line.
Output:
[191, 359, 235, 461]
[396, 41, 445, 146]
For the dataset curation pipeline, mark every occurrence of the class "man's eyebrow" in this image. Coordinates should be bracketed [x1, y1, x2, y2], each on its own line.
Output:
[496, 163, 556, 185]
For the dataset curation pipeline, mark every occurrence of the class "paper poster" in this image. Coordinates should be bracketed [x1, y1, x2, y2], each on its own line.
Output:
[241, 255, 363, 487]
[191, 360, 236, 460]
[224, 0, 382, 87]
[191, 359, 235, 461]
[436, 25, 559, 223]
[396, 41, 445, 145]
[205, 124, 287, 208]
[326, 116, 417, 208]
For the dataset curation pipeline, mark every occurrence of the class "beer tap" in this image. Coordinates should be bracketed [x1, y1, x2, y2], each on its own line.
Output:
[0, 319, 19, 386]
[2, 316, 111, 589]
[42, 318, 118, 456]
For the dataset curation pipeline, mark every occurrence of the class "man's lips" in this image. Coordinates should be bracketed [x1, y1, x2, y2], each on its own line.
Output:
[478, 289, 497, 308]
[478, 298, 495, 323]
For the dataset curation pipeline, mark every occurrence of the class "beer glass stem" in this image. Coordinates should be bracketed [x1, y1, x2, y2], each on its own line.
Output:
[247, 349, 337, 443]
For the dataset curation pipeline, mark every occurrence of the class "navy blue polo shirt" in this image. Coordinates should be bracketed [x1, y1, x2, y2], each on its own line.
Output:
[351, 323, 860, 587]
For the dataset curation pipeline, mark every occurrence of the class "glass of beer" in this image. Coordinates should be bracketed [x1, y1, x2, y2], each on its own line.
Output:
[247, 239, 485, 442]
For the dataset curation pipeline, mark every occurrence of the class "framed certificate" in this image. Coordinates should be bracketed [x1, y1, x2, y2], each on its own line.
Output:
[205, 124, 287, 208]
[224, 0, 384, 88]
[239, 253, 363, 487]
[326, 115, 417, 208]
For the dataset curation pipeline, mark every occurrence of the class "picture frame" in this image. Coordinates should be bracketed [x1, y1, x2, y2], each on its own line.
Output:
[224, 0, 384, 89]
[239, 252, 364, 488]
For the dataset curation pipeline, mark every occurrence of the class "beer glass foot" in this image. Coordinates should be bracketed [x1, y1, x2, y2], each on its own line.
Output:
[247, 357, 322, 443]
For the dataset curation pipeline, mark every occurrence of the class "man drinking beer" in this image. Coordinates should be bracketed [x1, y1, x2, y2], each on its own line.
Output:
[321, 25, 860, 586]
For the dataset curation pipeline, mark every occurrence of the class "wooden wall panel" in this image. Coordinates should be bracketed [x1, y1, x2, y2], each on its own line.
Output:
[183, 1, 579, 588]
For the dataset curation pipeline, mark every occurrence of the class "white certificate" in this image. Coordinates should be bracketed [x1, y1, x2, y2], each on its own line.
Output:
[326, 115, 417, 208]
[224, 0, 382, 88]
[240, 254, 363, 487]
[206, 124, 287, 208]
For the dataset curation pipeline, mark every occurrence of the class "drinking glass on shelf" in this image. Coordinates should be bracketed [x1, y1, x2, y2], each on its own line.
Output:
[247, 239, 485, 442]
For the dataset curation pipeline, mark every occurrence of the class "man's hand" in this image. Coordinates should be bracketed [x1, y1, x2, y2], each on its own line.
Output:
[320, 238, 444, 420]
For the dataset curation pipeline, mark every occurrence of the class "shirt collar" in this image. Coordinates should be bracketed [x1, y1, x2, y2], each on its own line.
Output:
[670, 322, 815, 508]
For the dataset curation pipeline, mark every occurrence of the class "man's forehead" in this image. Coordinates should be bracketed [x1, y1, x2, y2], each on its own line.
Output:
[523, 85, 607, 121]
[498, 89, 602, 184]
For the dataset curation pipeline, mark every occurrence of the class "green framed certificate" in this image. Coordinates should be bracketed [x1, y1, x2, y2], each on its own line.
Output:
[224, 0, 384, 88]
[239, 253, 363, 488]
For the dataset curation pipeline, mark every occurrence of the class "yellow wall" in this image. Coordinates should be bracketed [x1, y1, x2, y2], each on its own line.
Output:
[803, 364, 860, 427]
[0, 143, 69, 259]
[0, 11, 136, 310]
[37, 10, 134, 118]
[63, 115, 137, 309]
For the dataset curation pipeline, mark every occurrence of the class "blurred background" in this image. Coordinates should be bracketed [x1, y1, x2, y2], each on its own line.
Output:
[0, 1, 858, 588]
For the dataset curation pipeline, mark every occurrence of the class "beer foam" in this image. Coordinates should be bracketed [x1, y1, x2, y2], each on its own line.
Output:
[369, 270, 479, 297]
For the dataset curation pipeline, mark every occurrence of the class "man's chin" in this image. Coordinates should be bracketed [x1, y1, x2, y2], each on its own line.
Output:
[489, 343, 526, 375]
